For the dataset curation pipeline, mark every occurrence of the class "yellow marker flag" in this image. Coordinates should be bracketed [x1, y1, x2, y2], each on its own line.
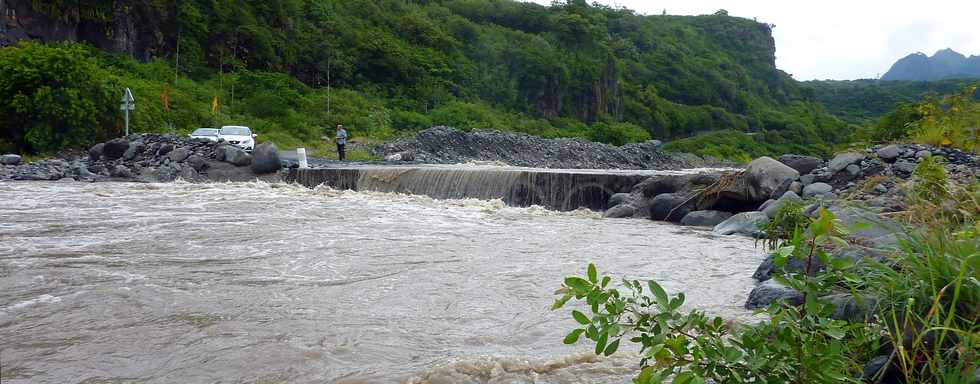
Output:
[211, 96, 219, 114]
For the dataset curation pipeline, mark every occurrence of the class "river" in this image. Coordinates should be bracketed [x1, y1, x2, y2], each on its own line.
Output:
[0, 181, 764, 383]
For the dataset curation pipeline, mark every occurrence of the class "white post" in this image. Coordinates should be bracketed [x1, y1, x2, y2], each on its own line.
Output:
[124, 108, 129, 136]
[297, 148, 308, 169]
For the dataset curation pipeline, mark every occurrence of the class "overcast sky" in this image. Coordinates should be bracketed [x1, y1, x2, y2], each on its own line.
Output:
[524, 0, 980, 80]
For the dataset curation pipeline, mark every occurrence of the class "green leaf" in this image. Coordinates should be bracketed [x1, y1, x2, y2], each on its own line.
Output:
[648, 280, 668, 308]
[594, 331, 608, 355]
[601, 275, 611, 288]
[587, 263, 597, 283]
[565, 277, 591, 294]
[603, 338, 620, 356]
[824, 327, 845, 340]
[572, 310, 590, 325]
[563, 329, 584, 344]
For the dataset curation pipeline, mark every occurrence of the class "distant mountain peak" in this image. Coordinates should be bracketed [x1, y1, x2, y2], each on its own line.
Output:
[881, 48, 980, 81]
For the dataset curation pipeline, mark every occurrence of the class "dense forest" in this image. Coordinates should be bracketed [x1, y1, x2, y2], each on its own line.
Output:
[2, 0, 850, 159]
[804, 79, 978, 123]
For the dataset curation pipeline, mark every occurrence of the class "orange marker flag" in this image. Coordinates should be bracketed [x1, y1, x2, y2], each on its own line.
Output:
[162, 83, 171, 113]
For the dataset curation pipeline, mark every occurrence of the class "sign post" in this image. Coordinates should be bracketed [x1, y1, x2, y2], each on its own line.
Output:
[120, 88, 135, 136]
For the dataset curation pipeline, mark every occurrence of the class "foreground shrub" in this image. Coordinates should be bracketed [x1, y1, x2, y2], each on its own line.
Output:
[0, 41, 119, 153]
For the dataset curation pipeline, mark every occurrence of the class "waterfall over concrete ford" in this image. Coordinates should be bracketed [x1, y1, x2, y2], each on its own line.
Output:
[0, 181, 764, 383]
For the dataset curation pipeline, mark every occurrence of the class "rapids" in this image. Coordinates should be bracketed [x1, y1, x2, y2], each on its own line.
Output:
[0, 181, 764, 383]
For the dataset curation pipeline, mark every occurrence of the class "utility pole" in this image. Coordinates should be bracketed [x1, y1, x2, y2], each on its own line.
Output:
[121, 88, 135, 136]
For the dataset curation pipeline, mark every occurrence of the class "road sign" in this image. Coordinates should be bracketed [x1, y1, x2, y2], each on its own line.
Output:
[121, 88, 135, 136]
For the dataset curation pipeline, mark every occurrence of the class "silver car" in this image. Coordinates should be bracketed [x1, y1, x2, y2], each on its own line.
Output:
[189, 128, 220, 142]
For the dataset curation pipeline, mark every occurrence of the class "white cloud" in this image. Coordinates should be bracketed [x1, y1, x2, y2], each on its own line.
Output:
[522, 0, 980, 80]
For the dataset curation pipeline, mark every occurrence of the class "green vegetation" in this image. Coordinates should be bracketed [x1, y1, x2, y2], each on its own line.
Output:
[805, 79, 975, 124]
[859, 83, 979, 151]
[2, 0, 849, 159]
[555, 162, 980, 383]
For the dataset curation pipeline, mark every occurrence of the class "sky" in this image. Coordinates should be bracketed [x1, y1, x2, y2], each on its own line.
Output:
[524, 0, 980, 81]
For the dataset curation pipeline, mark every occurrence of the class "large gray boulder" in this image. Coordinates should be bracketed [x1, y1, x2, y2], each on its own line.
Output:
[250, 142, 281, 174]
[649, 192, 694, 222]
[603, 204, 636, 219]
[168, 148, 190, 162]
[88, 143, 104, 161]
[745, 156, 799, 201]
[102, 138, 130, 160]
[876, 145, 901, 162]
[712, 211, 769, 237]
[762, 190, 802, 218]
[777, 154, 823, 175]
[608, 192, 632, 207]
[122, 142, 145, 161]
[802, 182, 833, 198]
[186, 155, 207, 172]
[745, 280, 803, 309]
[680, 210, 733, 227]
[221, 146, 252, 166]
[109, 164, 133, 178]
[1, 154, 21, 165]
[824, 293, 876, 322]
[828, 152, 866, 174]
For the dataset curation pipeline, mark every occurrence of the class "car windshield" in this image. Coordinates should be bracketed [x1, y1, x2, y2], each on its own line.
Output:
[192, 128, 218, 136]
[220, 127, 250, 136]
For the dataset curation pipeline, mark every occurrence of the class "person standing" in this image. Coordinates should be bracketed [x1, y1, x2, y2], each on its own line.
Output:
[335, 124, 347, 161]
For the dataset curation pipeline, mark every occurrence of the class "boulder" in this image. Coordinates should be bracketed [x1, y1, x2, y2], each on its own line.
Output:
[824, 293, 876, 322]
[762, 191, 802, 218]
[745, 156, 799, 201]
[109, 165, 133, 178]
[799, 174, 816, 186]
[845, 163, 861, 177]
[122, 142, 145, 161]
[88, 143, 105, 161]
[102, 138, 130, 160]
[893, 160, 916, 176]
[649, 192, 694, 222]
[168, 148, 191, 162]
[751, 253, 813, 282]
[876, 145, 901, 162]
[1, 154, 21, 165]
[828, 152, 865, 174]
[788, 181, 802, 195]
[862, 356, 891, 382]
[712, 211, 769, 237]
[156, 143, 174, 157]
[186, 155, 207, 172]
[915, 150, 931, 159]
[745, 280, 803, 309]
[680, 210, 733, 227]
[802, 182, 833, 198]
[250, 142, 281, 174]
[608, 192, 632, 207]
[222, 146, 252, 166]
[603, 204, 635, 219]
[777, 154, 823, 175]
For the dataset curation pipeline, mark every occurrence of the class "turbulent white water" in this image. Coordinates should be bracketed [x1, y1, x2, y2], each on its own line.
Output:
[0, 181, 764, 383]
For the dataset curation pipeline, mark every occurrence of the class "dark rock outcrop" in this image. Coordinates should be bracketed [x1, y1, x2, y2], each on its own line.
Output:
[745, 280, 803, 309]
[649, 192, 694, 222]
[777, 154, 823, 175]
[680, 210, 732, 227]
[712, 211, 769, 237]
[251, 142, 281, 174]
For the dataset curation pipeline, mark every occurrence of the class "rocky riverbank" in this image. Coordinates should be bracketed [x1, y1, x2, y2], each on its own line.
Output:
[373, 126, 719, 169]
[0, 134, 283, 183]
[604, 143, 978, 313]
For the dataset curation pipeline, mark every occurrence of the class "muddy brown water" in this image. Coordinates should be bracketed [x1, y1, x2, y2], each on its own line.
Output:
[0, 181, 763, 383]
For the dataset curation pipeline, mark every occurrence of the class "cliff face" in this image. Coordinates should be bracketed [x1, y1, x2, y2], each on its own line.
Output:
[882, 49, 980, 81]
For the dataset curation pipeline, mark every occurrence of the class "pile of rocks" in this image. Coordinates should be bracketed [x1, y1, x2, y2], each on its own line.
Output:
[604, 143, 978, 312]
[373, 126, 712, 170]
[1, 134, 282, 183]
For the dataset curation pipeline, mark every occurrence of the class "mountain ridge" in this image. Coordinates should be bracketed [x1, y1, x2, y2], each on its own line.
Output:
[881, 48, 980, 81]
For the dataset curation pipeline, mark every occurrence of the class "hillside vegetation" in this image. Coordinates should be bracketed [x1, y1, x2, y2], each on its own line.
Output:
[2, 0, 848, 160]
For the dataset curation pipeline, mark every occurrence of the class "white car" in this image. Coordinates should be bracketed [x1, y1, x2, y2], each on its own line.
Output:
[218, 126, 256, 152]
[189, 128, 220, 142]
